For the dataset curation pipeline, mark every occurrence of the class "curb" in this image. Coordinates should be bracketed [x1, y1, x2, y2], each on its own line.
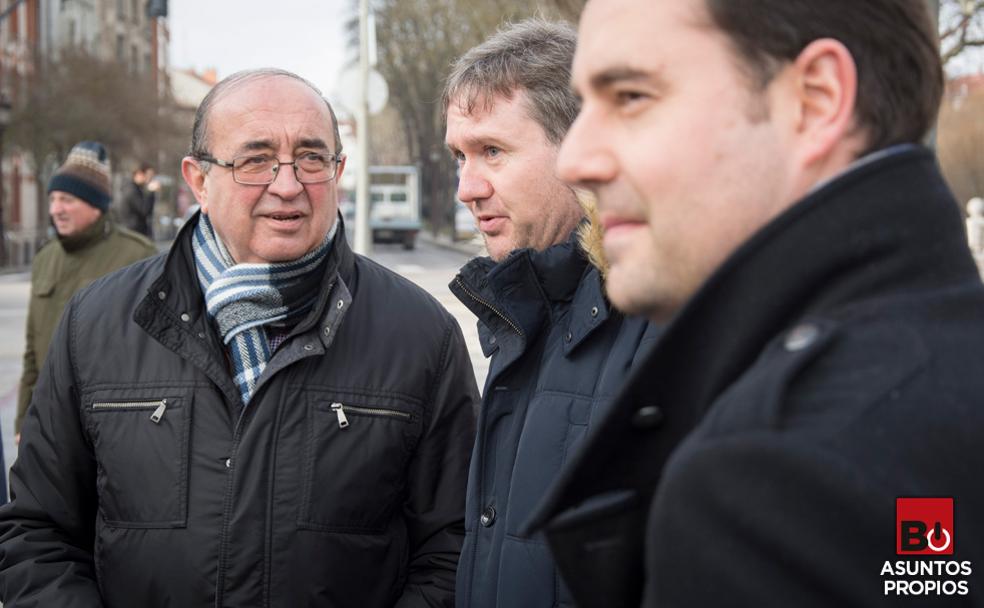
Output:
[0, 265, 30, 277]
[419, 232, 486, 258]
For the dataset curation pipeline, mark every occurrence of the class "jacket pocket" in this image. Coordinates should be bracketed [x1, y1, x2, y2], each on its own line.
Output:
[83, 390, 192, 528]
[505, 393, 592, 538]
[299, 391, 422, 533]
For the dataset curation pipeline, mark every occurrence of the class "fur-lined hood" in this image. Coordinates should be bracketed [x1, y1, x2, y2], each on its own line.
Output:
[576, 190, 609, 279]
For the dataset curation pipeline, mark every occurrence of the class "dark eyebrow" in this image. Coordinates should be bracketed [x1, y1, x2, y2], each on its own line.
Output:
[447, 135, 508, 153]
[296, 138, 329, 151]
[233, 138, 330, 156]
[237, 139, 276, 154]
[588, 65, 662, 91]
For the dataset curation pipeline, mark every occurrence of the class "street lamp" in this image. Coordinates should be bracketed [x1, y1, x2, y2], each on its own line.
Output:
[0, 94, 11, 267]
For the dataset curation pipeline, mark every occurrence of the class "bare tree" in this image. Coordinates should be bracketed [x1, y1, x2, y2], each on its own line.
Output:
[6, 47, 182, 238]
[939, 81, 984, 206]
[941, 0, 984, 65]
[355, 0, 571, 236]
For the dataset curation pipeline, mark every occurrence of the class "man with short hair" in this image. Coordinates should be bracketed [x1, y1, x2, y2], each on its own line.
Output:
[444, 19, 657, 608]
[119, 162, 159, 239]
[15, 141, 156, 444]
[0, 69, 477, 607]
[529, 1, 984, 606]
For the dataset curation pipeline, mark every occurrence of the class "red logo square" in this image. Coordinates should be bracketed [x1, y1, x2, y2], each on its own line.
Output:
[897, 497, 954, 555]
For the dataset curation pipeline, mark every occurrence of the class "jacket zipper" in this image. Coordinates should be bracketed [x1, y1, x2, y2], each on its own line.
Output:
[331, 402, 411, 429]
[453, 277, 525, 338]
[215, 293, 337, 608]
[92, 399, 168, 424]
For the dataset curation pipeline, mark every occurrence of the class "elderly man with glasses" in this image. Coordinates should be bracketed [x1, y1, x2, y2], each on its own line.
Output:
[0, 68, 478, 608]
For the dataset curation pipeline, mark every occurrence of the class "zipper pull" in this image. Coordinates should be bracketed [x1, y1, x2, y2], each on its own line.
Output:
[331, 402, 349, 429]
[150, 399, 168, 424]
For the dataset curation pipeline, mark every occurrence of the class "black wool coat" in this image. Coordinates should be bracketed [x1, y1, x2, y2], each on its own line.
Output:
[530, 147, 984, 607]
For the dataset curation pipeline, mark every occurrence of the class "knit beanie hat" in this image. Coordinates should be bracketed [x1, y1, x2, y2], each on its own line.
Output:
[47, 141, 112, 211]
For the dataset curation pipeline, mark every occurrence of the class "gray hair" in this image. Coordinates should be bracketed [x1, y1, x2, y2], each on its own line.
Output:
[190, 68, 343, 170]
[443, 18, 578, 145]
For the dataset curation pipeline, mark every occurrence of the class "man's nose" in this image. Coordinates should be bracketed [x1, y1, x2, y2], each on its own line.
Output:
[265, 161, 305, 199]
[556, 110, 617, 187]
[456, 164, 493, 203]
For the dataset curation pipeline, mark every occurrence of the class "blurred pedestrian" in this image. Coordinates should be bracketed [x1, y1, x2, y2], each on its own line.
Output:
[0, 69, 477, 607]
[119, 162, 159, 239]
[529, 1, 984, 606]
[14, 141, 156, 445]
[444, 19, 659, 608]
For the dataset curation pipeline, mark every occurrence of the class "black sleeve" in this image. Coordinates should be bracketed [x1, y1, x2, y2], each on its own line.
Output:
[644, 435, 897, 608]
[0, 296, 105, 606]
[395, 318, 478, 608]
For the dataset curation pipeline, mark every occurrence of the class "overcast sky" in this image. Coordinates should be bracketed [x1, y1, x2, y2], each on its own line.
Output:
[168, 0, 353, 100]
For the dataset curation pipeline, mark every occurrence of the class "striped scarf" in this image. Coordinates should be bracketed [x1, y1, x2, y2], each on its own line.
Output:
[192, 213, 336, 405]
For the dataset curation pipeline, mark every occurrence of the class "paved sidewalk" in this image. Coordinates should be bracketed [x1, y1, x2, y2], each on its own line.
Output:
[418, 231, 486, 259]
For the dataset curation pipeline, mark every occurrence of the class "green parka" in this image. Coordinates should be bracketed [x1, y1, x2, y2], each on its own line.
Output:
[15, 214, 156, 433]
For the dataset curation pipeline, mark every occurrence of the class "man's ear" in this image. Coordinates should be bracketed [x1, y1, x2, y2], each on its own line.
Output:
[334, 155, 347, 182]
[181, 157, 209, 213]
[787, 38, 859, 167]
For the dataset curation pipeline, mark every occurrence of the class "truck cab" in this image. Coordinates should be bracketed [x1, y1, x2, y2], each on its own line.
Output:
[368, 166, 421, 250]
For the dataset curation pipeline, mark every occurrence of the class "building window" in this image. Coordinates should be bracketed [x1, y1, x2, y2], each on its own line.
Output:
[116, 34, 124, 61]
[132, 0, 140, 23]
[68, 20, 76, 45]
[117, 0, 125, 20]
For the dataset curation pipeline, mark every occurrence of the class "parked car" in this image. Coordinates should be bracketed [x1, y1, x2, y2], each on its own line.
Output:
[455, 203, 479, 242]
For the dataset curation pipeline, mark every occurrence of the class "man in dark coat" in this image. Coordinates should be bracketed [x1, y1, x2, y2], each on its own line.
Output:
[529, 0, 984, 606]
[444, 19, 658, 608]
[0, 68, 477, 607]
[119, 162, 158, 239]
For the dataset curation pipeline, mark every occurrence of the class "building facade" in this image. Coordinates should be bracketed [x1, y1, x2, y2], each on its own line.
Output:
[0, 0, 169, 266]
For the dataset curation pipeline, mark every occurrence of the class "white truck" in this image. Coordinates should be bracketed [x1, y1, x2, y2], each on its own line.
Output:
[368, 165, 421, 250]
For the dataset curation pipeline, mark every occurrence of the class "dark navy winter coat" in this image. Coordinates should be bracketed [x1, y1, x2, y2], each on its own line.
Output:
[450, 233, 658, 608]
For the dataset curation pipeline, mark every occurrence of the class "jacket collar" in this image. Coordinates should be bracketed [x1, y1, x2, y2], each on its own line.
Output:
[648, 146, 978, 414]
[452, 230, 595, 347]
[134, 211, 357, 407]
[57, 213, 111, 253]
[533, 145, 981, 519]
[146, 210, 355, 320]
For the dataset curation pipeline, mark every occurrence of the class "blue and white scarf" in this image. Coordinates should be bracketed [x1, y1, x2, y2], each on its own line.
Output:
[192, 214, 336, 405]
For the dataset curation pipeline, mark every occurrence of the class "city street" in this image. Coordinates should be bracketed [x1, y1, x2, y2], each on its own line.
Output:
[0, 237, 488, 481]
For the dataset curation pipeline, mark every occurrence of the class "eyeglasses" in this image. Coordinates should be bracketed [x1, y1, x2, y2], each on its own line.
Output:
[195, 152, 343, 185]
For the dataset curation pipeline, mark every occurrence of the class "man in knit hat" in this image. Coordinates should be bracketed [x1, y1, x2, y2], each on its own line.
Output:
[14, 141, 156, 443]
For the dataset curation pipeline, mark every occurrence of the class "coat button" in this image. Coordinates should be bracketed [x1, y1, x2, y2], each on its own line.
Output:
[337, 299, 345, 309]
[323, 327, 331, 336]
[157, 290, 166, 300]
[304, 344, 314, 351]
[784, 323, 820, 352]
[180, 313, 191, 322]
[632, 405, 664, 429]
[225, 458, 232, 469]
[480, 506, 496, 527]
[565, 331, 573, 342]
[590, 306, 599, 317]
